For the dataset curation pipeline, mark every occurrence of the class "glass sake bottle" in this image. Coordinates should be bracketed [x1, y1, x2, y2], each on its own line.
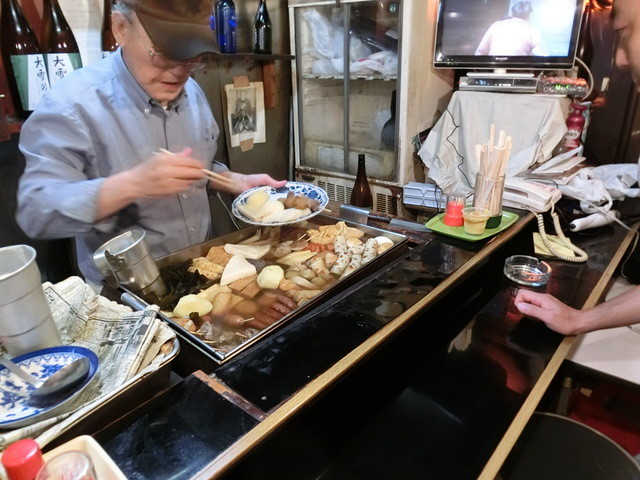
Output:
[0, 0, 50, 118]
[41, 0, 83, 86]
[101, 0, 119, 57]
[350, 154, 373, 209]
[214, 0, 237, 54]
[253, 0, 272, 54]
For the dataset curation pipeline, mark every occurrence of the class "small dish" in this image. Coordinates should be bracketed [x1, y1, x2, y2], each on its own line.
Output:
[232, 182, 329, 226]
[0, 346, 99, 429]
[504, 255, 552, 286]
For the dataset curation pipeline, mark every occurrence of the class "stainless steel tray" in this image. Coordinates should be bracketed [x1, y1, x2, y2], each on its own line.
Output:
[123, 215, 408, 365]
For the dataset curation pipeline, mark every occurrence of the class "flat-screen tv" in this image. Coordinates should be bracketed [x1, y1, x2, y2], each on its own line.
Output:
[433, 0, 584, 70]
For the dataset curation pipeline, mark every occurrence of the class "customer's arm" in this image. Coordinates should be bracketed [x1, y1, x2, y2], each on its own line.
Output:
[515, 285, 640, 335]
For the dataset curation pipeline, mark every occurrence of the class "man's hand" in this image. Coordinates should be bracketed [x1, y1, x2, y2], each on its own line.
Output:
[96, 148, 205, 220]
[214, 172, 288, 195]
[514, 289, 583, 335]
[130, 148, 206, 198]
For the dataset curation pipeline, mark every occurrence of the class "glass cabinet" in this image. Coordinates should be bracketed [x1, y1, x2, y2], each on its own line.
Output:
[294, 1, 399, 180]
[289, 0, 453, 214]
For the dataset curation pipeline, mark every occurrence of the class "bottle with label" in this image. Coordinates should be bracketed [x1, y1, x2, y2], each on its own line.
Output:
[350, 154, 373, 209]
[563, 103, 587, 150]
[41, 0, 83, 87]
[101, 0, 118, 57]
[253, 0, 272, 54]
[214, 0, 237, 54]
[0, 0, 50, 118]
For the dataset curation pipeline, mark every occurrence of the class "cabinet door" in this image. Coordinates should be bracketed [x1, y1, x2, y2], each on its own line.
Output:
[293, 1, 400, 181]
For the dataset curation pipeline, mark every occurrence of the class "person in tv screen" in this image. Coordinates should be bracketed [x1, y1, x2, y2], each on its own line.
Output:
[475, 1, 545, 56]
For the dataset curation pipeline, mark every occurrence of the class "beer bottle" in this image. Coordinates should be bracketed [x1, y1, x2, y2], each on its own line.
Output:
[253, 0, 272, 54]
[41, 0, 82, 86]
[101, 0, 118, 57]
[350, 154, 373, 209]
[0, 0, 50, 118]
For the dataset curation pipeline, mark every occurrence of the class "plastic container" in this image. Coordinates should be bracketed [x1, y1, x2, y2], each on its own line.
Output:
[35, 450, 95, 480]
[443, 194, 465, 227]
[0, 245, 61, 357]
[504, 255, 552, 287]
[462, 207, 490, 235]
[39, 436, 126, 480]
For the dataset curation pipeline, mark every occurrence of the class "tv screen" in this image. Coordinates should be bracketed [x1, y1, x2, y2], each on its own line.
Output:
[433, 0, 584, 70]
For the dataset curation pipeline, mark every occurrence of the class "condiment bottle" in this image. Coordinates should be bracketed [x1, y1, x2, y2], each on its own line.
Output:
[213, 0, 237, 54]
[0, 0, 50, 118]
[350, 154, 373, 209]
[1, 439, 44, 480]
[253, 0, 272, 54]
[41, 0, 83, 86]
[563, 103, 587, 150]
[101, 0, 118, 57]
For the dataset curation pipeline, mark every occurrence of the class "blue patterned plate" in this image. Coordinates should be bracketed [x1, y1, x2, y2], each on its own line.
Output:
[232, 182, 329, 226]
[0, 346, 99, 429]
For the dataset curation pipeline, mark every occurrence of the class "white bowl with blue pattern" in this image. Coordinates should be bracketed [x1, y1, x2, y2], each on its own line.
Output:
[232, 182, 329, 226]
[0, 346, 99, 429]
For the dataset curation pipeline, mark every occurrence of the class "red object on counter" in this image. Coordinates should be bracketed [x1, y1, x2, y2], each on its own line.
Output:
[563, 103, 587, 149]
[443, 197, 465, 227]
[1, 439, 44, 480]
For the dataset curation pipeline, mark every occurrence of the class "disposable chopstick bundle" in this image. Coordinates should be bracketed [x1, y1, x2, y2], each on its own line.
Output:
[474, 125, 512, 214]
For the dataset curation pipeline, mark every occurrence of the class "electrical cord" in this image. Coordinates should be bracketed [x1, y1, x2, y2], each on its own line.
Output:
[216, 191, 241, 230]
[574, 56, 595, 101]
[536, 205, 589, 263]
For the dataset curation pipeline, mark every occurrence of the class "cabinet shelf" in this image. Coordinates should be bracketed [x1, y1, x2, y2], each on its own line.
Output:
[301, 73, 397, 81]
[212, 53, 294, 62]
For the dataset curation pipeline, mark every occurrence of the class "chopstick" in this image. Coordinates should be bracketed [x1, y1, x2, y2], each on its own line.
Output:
[201, 168, 236, 188]
[157, 148, 236, 188]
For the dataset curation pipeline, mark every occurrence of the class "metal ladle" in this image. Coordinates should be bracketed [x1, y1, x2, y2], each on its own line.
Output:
[0, 355, 91, 408]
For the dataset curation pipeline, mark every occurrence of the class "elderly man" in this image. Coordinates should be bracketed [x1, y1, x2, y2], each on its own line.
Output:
[16, 0, 285, 288]
[515, 0, 640, 335]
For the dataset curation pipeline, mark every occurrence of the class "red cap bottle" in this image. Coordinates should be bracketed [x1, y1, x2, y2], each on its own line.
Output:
[563, 103, 587, 149]
[1, 439, 44, 480]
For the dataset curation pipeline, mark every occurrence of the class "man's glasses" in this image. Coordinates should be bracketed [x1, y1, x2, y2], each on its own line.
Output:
[128, 16, 206, 72]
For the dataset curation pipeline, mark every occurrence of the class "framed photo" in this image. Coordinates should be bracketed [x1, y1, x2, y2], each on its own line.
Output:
[224, 82, 266, 148]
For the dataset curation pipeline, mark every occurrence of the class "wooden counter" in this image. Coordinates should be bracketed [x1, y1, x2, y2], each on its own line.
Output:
[65, 209, 636, 479]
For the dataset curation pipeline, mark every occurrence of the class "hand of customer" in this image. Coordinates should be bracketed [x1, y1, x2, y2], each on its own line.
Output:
[514, 289, 583, 335]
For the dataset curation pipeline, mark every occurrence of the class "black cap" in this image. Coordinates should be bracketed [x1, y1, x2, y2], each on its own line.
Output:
[120, 0, 219, 60]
